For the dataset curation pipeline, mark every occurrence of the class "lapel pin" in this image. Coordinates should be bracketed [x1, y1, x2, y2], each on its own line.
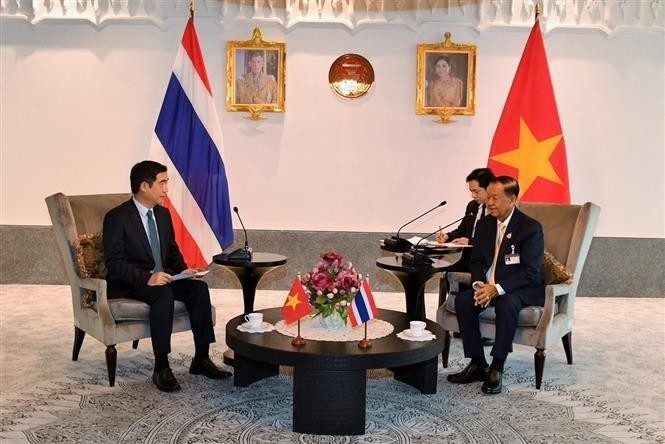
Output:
[506, 233, 512, 239]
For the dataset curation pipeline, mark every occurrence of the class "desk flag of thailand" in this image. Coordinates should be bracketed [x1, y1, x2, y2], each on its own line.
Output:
[348, 279, 379, 327]
[487, 20, 570, 203]
[149, 18, 234, 268]
[282, 277, 312, 325]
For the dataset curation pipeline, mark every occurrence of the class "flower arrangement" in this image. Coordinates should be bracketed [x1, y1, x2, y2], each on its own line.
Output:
[301, 251, 360, 326]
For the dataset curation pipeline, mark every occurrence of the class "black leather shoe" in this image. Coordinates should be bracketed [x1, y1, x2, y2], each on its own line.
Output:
[481, 369, 503, 394]
[189, 358, 232, 379]
[447, 362, 489, 384]
[152, 368, 181, 392]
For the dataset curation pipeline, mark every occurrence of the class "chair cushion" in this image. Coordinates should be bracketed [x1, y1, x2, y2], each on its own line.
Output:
[92, 298, 189, 322]
[76, 233, 107, 279]
[543, 249, 572, 285]
[444, 293, 546, 327]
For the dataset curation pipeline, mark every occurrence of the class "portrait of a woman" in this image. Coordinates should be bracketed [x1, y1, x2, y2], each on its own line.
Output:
[426, 55, 464, 107]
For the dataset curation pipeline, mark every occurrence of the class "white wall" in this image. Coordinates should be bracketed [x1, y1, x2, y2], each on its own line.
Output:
[1, 20, 663, 238]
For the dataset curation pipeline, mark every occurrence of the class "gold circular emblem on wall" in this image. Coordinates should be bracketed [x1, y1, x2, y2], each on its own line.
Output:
[328, 54, 375, 99]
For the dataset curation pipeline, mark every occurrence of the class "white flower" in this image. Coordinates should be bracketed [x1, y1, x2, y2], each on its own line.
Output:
[350, 287, 357, 293]
[317, 290, 323, 296]
[333, 288, 338, 294]
[327, 293, 334, 299]
[340, 300, 347, 307]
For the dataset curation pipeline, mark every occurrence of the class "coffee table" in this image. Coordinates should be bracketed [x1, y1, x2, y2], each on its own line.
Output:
[226, 308, 444, 435]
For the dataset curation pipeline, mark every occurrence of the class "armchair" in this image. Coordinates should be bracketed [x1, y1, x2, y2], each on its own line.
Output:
[45, 192, 215, 386]
[436, 202, 600, 389]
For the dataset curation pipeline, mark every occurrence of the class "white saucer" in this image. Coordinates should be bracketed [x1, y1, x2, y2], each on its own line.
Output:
[397, 329, 435, 341]
[237, 321, 275, 333]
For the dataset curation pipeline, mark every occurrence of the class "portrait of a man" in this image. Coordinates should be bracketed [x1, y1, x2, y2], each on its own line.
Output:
[234, 49, 279, 105]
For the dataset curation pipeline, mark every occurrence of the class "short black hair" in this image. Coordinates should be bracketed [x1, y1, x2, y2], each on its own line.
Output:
[130, 160, 167, 194]
[491, 175, 520, 199]
[466, 168, 495, 189]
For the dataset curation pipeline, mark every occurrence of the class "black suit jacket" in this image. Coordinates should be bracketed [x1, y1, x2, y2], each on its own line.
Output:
[469, 207, 544, 295]
[103, 199, 187, 298]
[446, 200, 480, 242]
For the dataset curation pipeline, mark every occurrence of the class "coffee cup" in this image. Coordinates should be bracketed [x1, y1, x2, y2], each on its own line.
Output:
[244, 312, 263, 328]
[409, 320, 426, 337]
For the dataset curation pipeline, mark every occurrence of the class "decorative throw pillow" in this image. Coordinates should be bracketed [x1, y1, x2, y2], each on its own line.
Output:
[543, 250, 573, 285]
[75, 233, 107, 279]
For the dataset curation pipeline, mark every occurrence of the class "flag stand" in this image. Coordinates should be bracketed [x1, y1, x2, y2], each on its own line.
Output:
[291, 318, 306, 347]
[358, 322, 372, 349]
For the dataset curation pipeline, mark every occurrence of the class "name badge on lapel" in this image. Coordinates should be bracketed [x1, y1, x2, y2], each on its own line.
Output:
[504, 244, 520, 265]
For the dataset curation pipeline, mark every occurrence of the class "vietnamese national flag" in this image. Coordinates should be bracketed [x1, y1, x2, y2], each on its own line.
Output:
[488, 20, 570, 203]
[282, 277, 312, 325]
[149, 18, 234, 268]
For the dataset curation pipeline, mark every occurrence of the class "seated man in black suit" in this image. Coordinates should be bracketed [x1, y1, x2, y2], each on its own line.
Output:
[437, 167, 495, 272]
[103, 160, 231, 392]
[446, 176, 545, 394]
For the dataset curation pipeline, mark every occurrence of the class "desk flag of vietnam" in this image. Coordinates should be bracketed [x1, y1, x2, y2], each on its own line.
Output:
[488, 20, 570, 203]
[282, 277, 312, 325]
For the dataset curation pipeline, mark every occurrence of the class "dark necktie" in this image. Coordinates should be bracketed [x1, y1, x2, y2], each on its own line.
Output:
[147, 210, 163, 272]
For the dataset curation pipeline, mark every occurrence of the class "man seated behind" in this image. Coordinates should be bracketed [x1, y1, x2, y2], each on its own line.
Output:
[446, 176, 545, 395]
[437, 167, 494, 272]
[103, 160, 231, 392]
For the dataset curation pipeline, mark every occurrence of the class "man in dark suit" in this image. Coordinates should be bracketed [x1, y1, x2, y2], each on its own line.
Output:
[447, 176, 545, 394]
[103, 160, 230, 392]
[437, 167, 494, 272]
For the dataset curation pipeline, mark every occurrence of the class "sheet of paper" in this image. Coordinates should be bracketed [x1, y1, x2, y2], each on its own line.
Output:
[171, 270, 210, 281]
[425, 240, 473, 248]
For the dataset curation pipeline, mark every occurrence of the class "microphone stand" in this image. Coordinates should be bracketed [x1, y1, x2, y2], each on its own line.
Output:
[228, 207, 253, 261]
[401, 213, 469, 267]
[383, 201, 447, 251]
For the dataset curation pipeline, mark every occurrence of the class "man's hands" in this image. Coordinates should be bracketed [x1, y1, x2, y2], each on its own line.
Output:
[435, 231, 449, 243]
[148, 272, 173, 286]
[473, 283, 498, 308]
[450, 237, 469, 245]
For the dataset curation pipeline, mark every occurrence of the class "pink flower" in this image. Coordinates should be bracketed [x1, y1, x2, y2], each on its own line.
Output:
[310, 271, 333, 292]
[321, 252, 344, 267]
[336, 269, 359, 293]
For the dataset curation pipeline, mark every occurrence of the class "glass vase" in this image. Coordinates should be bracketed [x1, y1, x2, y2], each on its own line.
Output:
[318, 310, 347, 330]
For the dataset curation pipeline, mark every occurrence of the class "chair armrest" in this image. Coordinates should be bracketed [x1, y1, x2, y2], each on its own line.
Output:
[447, 272, 472, 294]
[79, 277, 115, 326]
[536, 282, 572, 331]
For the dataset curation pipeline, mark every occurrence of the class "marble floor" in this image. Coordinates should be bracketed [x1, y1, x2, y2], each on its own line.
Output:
[0, 285, 663, 443]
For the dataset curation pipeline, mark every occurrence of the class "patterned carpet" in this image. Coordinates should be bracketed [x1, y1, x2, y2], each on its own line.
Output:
[1, 285, 663, 443]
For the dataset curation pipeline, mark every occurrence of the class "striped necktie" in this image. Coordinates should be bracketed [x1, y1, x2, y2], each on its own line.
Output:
[147, 210, 163, 272]
[489, 223, 506, 285]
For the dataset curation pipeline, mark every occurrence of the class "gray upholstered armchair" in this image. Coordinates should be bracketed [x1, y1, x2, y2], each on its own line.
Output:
[436, 202, 600, 389]
[45, 192, 215, 386]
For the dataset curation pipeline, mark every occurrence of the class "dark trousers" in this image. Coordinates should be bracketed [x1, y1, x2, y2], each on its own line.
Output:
[455, 287, 544, 361]
[127, 279, 216, 355]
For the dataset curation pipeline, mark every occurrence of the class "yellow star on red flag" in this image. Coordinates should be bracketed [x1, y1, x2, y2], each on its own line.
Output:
[282, 277, 312, 324]
[491, 117, 563, 196]
[285, 292, 302, 311]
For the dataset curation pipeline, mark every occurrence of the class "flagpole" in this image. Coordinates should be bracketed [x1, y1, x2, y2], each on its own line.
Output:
[292, 319, 306, 347]
[189, 0, 195, 18]
[535, 1, 541, 21]
[358, 322, 372, 349]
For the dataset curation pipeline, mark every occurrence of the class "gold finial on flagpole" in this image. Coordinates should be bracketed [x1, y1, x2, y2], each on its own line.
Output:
[189, 0, 195, 18]
[535, 2, 541, 22]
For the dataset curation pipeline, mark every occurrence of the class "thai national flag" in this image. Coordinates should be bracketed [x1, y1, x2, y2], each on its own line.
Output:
[348, 279, 379, 327]
[149, 18, 233, 268]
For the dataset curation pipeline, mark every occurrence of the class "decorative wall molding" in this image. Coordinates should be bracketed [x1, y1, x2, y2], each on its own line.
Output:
[1, 0, 663, 35]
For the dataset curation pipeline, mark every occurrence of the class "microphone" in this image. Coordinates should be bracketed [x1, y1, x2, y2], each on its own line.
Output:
[383, 200, 447, 252]
[402, 212, 472, 266]
[227, 206, 252, 261]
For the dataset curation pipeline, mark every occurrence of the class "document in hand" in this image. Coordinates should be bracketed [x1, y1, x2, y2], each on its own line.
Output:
[171, 270, 210, 281]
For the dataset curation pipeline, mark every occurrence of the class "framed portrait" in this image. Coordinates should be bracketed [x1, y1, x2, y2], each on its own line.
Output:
[416, 33, 477, 116]
[226, 28, 286, 113]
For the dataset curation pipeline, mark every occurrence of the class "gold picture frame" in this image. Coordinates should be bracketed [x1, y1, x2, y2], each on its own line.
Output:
[226, 28, 286, 117]
[416, 32, 477, 119]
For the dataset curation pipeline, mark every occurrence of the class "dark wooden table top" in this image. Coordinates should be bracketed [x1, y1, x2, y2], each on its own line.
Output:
[226, 308, 445, 370]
